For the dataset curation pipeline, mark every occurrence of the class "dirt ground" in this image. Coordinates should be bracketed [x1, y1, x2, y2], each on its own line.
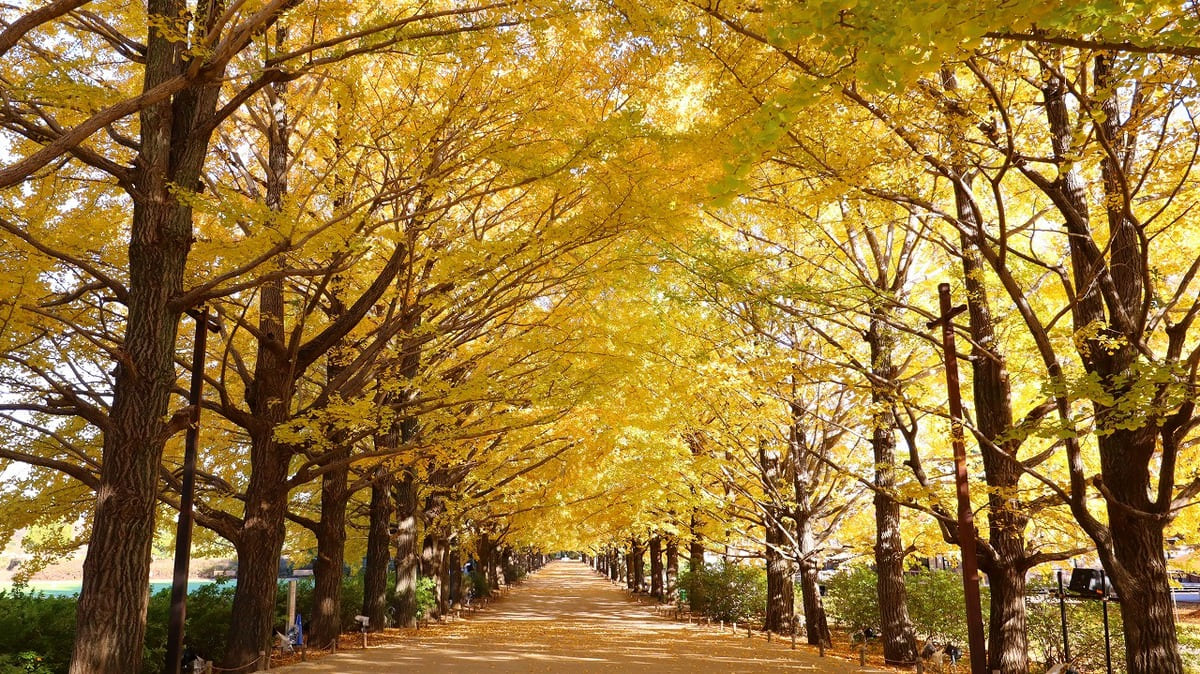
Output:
[271, 560, 897, 673]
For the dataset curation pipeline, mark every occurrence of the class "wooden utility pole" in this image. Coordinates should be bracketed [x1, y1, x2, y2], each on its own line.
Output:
[926, 283, 987, 674]
[165, 308, 216, 674]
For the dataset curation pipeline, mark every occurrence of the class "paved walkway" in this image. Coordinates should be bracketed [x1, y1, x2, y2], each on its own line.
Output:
[274, 560, 891, 673]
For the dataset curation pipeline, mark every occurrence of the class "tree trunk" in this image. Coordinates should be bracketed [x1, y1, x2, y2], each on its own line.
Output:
[392, 470, 420, 627]
[309, 442, 349, 646]
[478, 533, 500, 595]
[420, 533, 444, 620]
[490, 545, 505, 589]
[688, 516, 706, 613]
[448, 545, 462, 608]
[941, 65, 1031, 673]
[223, 454, 291, 667]
[759, 441, 793, 634]
[71, 204, 187, 673]
[649, 536, 664, 601]
[223, 67, 296, 669]
[665, 538, 679, 602]
[1104, 428, 1181, 673]
[69, 4, 224, 670]
[1034, 55, 1184, 674]
[798, 555, 831, 647]
[985, 559, 1027, 672]
[361, 463, 393, 630]
[1093, 55, 1181, 674]
[866, 313, 917, 665]
[763, 513, 794, 634]
[630, 538, 645, 593]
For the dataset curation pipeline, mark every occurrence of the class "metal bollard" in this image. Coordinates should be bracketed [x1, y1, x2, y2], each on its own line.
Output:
[746, 623, 751, 638]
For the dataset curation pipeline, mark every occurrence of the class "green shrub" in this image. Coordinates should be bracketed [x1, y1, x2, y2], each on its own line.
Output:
[906, 569, 988, 644]
[824, 565, 879, 632]
[414, 577, 437, 619]
[0, 589, 75, 674]
[677, 561, 765, 624]
[825, 566, 991, 643]
[0, 651, 57, 674]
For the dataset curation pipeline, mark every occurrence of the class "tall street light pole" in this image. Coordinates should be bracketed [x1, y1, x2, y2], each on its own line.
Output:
[926, 283, 987, 674]
[165, 307, 215, 674]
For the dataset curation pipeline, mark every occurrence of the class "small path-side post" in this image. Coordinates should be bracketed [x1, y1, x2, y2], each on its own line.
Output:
[927, 283, 987, 674]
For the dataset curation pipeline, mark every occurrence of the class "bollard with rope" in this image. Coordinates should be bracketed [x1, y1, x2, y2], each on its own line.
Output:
[207, 653, 265, 674]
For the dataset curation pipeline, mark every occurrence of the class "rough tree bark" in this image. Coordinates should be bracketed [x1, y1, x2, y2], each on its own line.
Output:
[392, 470, 420, 628]
[630, 538, 645, 593]
[448, 544, 462, 608]
[649, 535, 664, 601]
[69, 2, 228, 670]
[223, 61, 295, 670]
[760, 442, 793, 635]
[308, 432, 350, 646]
[688, 514, 706, 613]
[866, 310, 917, 665]
[665, 538, 679, 602]
[361, 461, 394, 630]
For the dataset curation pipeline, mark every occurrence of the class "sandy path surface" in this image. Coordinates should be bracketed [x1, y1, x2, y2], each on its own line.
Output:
[273, 559, 892, 673]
